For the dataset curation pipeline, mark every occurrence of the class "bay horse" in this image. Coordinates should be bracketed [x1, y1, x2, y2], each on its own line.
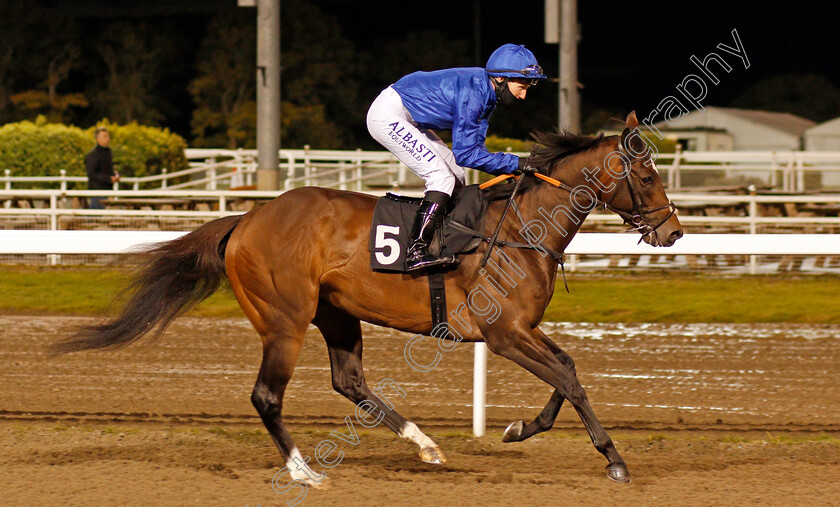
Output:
[52, 112, 682, 485]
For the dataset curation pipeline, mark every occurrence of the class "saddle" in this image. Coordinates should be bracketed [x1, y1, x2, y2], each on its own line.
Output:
[368, 184, 488, 273]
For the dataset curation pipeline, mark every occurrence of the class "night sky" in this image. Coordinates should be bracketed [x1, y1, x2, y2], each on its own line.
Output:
[327, 0, 839, 115]
[36, 0, 840, 136]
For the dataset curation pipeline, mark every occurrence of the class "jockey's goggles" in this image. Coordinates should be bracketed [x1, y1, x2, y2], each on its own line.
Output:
[486, 65, 546, 85]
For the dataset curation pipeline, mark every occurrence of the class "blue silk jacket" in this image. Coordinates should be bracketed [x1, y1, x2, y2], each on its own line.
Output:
[391, 68, 519, 175]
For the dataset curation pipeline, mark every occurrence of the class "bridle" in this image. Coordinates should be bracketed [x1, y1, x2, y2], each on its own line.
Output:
[521, 138, 678, 244]
[470, 135, 678, 291]
[603, 140, 677, 244]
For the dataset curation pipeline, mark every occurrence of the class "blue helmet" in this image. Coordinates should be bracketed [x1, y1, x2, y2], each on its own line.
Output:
[485, 44, 547, 83]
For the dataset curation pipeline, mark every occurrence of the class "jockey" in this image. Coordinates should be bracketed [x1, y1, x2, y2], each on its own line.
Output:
[367, 43, 547, 272]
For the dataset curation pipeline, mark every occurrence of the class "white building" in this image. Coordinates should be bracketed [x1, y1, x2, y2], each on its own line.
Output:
[804, 117, 840, 151]
[653, 106, 816, 151]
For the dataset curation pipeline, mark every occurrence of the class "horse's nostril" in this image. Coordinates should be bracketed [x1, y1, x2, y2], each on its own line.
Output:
[670, 230, 683, 242]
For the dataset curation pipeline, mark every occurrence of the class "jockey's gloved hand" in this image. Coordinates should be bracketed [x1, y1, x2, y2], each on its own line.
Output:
[514, 157, 538, 176]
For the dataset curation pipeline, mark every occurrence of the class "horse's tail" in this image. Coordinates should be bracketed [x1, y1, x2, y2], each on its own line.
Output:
[50, 214, 245, 356]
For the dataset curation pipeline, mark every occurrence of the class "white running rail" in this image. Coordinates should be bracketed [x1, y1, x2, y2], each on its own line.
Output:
[5, 148, 840, 192]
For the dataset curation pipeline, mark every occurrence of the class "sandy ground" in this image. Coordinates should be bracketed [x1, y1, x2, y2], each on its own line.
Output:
[1, 316, 838, 506]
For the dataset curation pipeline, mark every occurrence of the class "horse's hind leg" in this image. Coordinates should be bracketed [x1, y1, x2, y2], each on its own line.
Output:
[502, 390, 565, 443]
[251, 327, 329, 488]
[502, 345, 576, 442]
[312, 301, 447, 464]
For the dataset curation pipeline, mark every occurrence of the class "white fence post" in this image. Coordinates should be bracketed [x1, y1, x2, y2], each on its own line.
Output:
[796, 157, 805, 192]
[473, 342, 487, 437]
[49, 195, 58, 231]
[748, 189, 758, 275]
[303, 145, 312, 187]
[48, 194, 59, 265]
[338, 161, 347, 191]
[669, 145, 682, 189]
[208, 157, 217, 190]
[284, 152, 295, 190]
[2, 170, 9, 208]
[784, 152, 794, 192]
[234, 149, 244, 188]
[247, 156, 256, 187]
[161, 169, 168, 189]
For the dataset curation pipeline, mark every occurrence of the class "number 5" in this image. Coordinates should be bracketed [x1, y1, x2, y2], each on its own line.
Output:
[374, 225, 401, 265]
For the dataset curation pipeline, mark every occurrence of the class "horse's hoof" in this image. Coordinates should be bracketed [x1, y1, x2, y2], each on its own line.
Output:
[606, 463, 631, 483]
[419, 446, 447, 464]
[502, 420, 525, 442]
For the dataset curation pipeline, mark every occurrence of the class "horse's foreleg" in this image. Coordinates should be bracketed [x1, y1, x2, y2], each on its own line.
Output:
[313, 302, 446, 465]
[487, 326, 630, 483]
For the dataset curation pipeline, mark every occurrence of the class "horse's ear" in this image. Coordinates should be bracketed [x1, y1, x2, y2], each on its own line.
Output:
[621, 122, 649, 157]
[625, 111, 639, 130]
[620, 127, 631, 148]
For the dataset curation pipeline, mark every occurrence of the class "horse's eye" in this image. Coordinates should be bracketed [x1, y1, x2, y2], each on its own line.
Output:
[641, 176, 654, 185]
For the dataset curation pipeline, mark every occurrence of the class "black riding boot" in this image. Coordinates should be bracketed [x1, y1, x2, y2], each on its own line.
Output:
[405, 191, 457, 272]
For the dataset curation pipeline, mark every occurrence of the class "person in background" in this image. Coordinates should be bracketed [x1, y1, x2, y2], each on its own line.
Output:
[367, 43, 546, 272]
[85, 127, 119, 209]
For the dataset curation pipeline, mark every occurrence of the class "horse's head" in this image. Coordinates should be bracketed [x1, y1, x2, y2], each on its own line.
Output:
[602, 112, 683, 247]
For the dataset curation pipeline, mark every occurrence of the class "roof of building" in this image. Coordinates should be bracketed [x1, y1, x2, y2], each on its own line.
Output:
[655, 107, 816, 136]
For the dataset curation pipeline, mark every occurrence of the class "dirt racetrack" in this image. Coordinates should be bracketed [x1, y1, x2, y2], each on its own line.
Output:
[1, 315, 838, 506]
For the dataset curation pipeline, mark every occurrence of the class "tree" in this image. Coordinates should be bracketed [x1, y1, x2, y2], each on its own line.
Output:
[91, 22, 178, 125]
[729, 74, 840, 122]
[281, 102, 343, 149]
[9, 44, 88, 123]
[8, 89, 88, 123]
[0, 3, 41, 123]
[190, 3, 365, 149]
[376, 30, 471, 88]
[280, 0, 366, 148]
[189, 11, 257, 148]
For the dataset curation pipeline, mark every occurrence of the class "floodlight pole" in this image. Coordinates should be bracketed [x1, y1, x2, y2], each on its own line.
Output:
[558, 0, 580, 133]
[256, 0, 281, 190]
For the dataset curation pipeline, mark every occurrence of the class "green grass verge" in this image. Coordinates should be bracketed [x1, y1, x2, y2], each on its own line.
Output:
[544, 273, 840, 323]
[0, 266, 239, 317]
[1, 266, 838, 323]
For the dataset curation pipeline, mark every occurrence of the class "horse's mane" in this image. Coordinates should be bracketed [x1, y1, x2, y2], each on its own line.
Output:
[483, 130, 607, 201]
[529, 130, 606, 168]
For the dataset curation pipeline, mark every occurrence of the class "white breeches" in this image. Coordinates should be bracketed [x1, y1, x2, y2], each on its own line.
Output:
[366, 86, 465, 196]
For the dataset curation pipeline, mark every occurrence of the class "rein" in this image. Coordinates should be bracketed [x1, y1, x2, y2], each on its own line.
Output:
[475, 173, 571, 292]
[480, 151, 678, 245]
[470, 149, 678, 291]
